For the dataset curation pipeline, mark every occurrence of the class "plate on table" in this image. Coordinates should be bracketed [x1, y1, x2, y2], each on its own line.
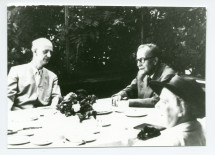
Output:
[125, 109, 147, 117]
[114, 107, 126, 113]
[9, 116, 39, 122]
[16, 127, 41, 136]
[102, 123, 111, 127]
[17, 130, 35, 136]
[30, 137, 53, 146]
[64, 135, 85, 145]
[96, 110, 112, 115]
[101, 120, 111, 127]
[96, 119, 111, 128]
[36, 106, 53, 110]
[8, 135, 30, 145]
[92, 128, 100, 134]
[125, 113, 147, 117]
[7, 130, 18, 135]
[30, 131, 54, 146]
[83, 134, 97, 143]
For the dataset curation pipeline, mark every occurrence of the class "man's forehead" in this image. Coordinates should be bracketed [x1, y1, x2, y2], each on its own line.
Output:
[32, 38, 53, 49]
[137, 46, 152, 57]
[38, 44, 53, 51]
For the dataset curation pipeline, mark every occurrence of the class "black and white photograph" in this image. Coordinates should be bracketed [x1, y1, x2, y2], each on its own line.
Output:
[1, 0, 215, 154]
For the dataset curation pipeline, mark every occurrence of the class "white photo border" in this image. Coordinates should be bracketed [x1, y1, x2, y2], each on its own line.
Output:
[1, 0, 215, 155]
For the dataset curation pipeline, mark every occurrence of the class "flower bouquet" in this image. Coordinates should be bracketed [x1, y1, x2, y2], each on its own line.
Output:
[56, 89, 97, 122]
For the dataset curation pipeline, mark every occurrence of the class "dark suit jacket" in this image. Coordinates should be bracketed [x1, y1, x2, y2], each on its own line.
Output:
[114, 63, 176, 107]
[8, 63, 62, 110]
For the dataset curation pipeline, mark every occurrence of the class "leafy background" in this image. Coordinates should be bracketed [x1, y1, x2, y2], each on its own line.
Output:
[7, 6, 206, 97]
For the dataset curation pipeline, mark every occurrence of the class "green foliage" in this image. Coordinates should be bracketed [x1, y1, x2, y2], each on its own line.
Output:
[7, 6, 65, 73]
[148, 7, 206, 77]
[7, 6, 206, 78]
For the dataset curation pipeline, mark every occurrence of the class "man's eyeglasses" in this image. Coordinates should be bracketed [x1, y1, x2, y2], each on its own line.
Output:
[136, 56, 155, 63]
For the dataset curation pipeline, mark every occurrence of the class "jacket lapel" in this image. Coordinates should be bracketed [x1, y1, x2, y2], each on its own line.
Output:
[28, 63, 37, 86]
[39, 69, 49, 88]
[143, 75, 153, 98]
[152, 63, 164, 81]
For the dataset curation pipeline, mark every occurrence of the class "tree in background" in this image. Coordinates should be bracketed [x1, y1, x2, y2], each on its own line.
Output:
[7, 6, 65, 74]
[7, 6, 206, 79]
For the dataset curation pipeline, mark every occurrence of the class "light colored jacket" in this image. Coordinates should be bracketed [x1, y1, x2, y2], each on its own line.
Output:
[8, 63, 61, 110]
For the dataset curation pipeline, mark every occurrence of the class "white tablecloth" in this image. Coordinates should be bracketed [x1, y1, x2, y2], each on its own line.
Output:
[7, 98, 168, 148]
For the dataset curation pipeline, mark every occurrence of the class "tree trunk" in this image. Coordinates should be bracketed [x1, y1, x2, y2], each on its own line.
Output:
[140, 7, 150, 44]
[65, 6, 70, 72]
[140, 7, 144, 44]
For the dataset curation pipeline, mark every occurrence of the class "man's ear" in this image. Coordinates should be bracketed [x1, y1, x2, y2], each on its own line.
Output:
[153, 57, 159, 65]
[33, 49, 37, 56]
[177, 98, 186, 117]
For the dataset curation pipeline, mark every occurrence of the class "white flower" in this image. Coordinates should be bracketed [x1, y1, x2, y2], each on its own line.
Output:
[72, 104, 81, 112]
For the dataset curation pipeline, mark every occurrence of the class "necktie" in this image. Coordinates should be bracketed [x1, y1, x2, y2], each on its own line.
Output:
[35, 70, 42, 86]
[147, 75, 152, 86]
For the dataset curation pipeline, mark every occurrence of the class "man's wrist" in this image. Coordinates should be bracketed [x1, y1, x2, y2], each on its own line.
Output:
[117, 100, 129, 108]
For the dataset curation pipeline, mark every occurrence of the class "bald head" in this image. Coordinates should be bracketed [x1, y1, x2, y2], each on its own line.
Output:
[31, 38, 53, 69]
[31, 38, 53, 53]
[137, 43, 160, 58]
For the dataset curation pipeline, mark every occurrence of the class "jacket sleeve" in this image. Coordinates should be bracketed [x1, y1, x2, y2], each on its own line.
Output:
[7, 67, 18, 110]
[51, 75, 62, 107]
[112, 78, 138, 98]
[130, 66, 176, 107]
[160, 66, 176, 82]
[128, 94, 160, 107]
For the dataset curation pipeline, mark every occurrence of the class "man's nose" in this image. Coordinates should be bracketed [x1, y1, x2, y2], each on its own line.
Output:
[137, 61, 141, 66]
[47, 52, 51, 57]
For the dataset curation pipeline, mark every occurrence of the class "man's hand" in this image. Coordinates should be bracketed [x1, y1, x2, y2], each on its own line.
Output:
[116, 100, 129, 108]
[50, 97, 60, 108]
[113, 100, 129, 112]
[112, 95, 122, 106]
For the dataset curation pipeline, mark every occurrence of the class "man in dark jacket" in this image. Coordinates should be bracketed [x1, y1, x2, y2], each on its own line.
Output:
[112, 43, 176, 107]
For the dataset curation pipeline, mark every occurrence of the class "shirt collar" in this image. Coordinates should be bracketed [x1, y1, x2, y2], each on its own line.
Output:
[30, 62, 43, 75]
[150, 73, 155, 79]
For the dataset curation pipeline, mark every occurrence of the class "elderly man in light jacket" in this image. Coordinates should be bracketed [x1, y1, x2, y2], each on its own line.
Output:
[8, 38, 62, 111]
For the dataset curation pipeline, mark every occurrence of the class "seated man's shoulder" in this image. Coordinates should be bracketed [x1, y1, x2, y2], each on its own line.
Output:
[162, 63, 175, 73]
[10, 63, 30, 72]
[43, 67, 57, 78]
[159, 63, 176, 82]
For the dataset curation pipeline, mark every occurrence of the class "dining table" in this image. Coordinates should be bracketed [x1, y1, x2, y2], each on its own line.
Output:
[7, 98, 203, 148]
